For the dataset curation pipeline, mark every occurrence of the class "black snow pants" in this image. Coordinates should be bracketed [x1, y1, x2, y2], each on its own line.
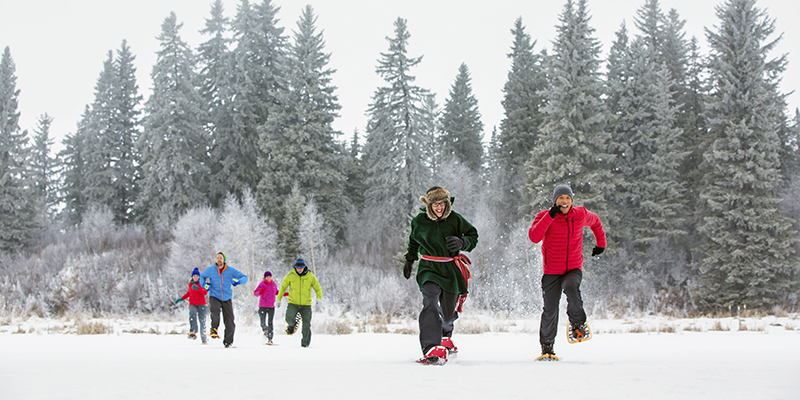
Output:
[209, 297, 236, 346]
[419, 281, 459, 354]
[539, 268, 586, 345]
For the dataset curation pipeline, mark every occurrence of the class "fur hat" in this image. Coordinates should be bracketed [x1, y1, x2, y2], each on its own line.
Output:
[552, 184, 574, 205]
[419, 186, 452, 221]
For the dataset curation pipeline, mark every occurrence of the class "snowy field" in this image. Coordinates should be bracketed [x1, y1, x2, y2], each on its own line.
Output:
[1, 314, 799, 400]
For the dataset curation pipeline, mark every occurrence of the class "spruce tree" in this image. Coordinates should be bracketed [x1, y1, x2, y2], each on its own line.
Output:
[210, 0, 285, 203]
[59, 107, 90, 226]
[136, 12, 209, 232]
[111, 41, 142, 224]
[198, 0, 233, 207]
[608, 37, 688, 248]
[258, 5, 347, 245]
[361, 17, 433, 245]
[0, 46, 37, 251]
[497, 18, 546, 222]
[440, 63, 483, 172]
[29, 113, 59, 222]
[342, 129, 367, 210]
[697, 0, 797, 310]
[524, 0, 613, 220]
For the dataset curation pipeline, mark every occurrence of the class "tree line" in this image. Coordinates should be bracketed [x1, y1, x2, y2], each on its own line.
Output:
[0, 0, 798, 318]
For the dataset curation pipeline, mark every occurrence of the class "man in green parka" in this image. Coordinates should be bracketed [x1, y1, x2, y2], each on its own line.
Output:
[404, 186, 478, 365]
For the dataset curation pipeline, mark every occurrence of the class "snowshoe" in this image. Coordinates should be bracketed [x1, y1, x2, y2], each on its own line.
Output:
[536, 343, 559, 361]
[285, 313, 302, 335]
[567, 322, 592, 344]
[416, 346, 448, 365]
[187, 332, 197, 340]
[266, 340, 277, 346]
[441, 337, 458, 357]
[210, 328, 220, 339]
[224, 342, 234, 348]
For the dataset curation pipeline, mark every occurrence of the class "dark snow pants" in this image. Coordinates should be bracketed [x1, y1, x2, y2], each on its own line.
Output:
[209, 297, 236, 346]
[285, 303, 313, 347]
[259, 307, 275, 341]
[419, 281, 459, 354]
[539, 268, 586, 345]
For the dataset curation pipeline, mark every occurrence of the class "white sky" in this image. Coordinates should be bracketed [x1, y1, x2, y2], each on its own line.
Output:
[1, 0, 798, 151]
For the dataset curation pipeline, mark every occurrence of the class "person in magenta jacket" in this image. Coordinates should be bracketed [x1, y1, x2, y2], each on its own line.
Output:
[528, 184, 606, 360]
[174, 267, 209, 344]
[254, 271, 279, 344]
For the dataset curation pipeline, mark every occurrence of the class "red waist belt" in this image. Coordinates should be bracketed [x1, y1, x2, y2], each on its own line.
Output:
[420, 254, 472, 313]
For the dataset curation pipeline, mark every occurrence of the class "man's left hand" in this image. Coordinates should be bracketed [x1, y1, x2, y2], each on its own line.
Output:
[232, 278, 240, 286]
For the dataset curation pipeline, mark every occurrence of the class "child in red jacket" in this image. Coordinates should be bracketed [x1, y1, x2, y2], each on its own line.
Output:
[253, 271, 279, 345]
[175, 267, 209, 344]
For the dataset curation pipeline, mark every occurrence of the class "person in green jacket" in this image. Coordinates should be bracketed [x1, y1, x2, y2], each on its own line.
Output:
[404, 186, 478, 365]
[276, 258, 322, 347]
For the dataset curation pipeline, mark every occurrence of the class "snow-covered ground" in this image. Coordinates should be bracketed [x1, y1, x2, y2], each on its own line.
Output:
[1, 314, 798, 399]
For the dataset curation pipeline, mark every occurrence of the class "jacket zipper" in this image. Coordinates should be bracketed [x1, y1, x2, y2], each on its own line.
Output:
[565, 215, 571, 274]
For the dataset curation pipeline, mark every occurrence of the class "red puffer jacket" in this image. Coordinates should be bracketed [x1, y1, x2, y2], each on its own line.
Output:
[181, 281, 208, 306]
[528, 206, 607, 275]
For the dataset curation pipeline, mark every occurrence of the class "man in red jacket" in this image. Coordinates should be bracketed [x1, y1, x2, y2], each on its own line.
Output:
[528, 184, 606, 360]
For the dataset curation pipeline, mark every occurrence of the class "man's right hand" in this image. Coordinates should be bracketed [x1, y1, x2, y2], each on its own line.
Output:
[403, 260, 413, 279]
[549, 204, 562, 218]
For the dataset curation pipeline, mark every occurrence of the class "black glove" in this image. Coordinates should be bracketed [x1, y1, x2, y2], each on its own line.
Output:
[592, 246, 605, 256]
[445, 236, 466, 252]
[403, 253, 417, 280]
[549, 204, 562, 218]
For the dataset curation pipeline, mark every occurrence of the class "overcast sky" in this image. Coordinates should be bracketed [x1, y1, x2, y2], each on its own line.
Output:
[1, 0, 798, 151]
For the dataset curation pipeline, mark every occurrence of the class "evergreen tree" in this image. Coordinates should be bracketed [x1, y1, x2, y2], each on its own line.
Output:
[361, 17, 433, 245]
[136, 12, 209, 233]
[342, 129, 367, 210]
[197, 0, 233, 207]
[607, 37, 688, 248]
[525, 0, 613, 220]
[0, 46, 37, 251]
[697, 0, 797, 310]
[258, 5, 347, 243]
[59, 107, 90, 226]
[29, 113, 59, 222]
[111, 41, 142, 224]
[77, 41, 142, 225]
[278, 183, 304, 261]
[497, 18, 547, 222]
[210, 0, 285, 203]
[440, 63, 483, 172]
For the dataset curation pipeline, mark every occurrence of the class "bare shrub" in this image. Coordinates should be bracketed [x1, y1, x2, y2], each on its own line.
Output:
[76, 320, 113, 335]
[316, 318, 354, 335]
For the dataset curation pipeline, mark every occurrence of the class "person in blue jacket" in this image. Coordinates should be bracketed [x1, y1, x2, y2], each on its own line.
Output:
[200, 252, 248, 348]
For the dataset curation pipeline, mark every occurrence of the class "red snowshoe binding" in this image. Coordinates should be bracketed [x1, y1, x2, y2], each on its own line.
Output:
[441, 337, 458, 357]
[416, 345, 448, 365]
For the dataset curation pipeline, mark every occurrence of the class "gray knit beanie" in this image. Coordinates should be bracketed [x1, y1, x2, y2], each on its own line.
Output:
[552, 184, 574, 204]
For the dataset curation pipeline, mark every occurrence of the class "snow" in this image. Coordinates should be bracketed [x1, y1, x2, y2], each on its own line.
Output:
[1, 315, 799, 399]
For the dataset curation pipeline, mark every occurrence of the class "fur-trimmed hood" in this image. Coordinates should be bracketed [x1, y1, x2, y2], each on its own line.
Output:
[419, 187, 454, 221]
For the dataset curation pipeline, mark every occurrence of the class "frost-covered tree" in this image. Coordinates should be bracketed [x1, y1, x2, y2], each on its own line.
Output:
[197, 0, 233, 207]
[440, 63, 483, 172]
[72, 41, 142, 225]
[697, 0, 798, 310]
[299, 196, 332, 275]
[607, 36, 688, 248]
[168, 206, 218, 273]
[136, 12, 209, 233]
[28, 113, 59, 222]
[210, 0, 285, 203]
[215, 188, 279, 288]
[59, 107, 90, 226]
[497, 18, 547, 222]
[0, 46, 37, 251]
[342, 129, 367, 210]
[525, 0, 613, 220]
[278, 183, 304, 261]
[361, 18, 433, 246]
[258, 5, 347, 243]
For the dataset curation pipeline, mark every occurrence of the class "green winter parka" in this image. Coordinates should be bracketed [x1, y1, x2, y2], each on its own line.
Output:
[407, 209, 478, 294]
